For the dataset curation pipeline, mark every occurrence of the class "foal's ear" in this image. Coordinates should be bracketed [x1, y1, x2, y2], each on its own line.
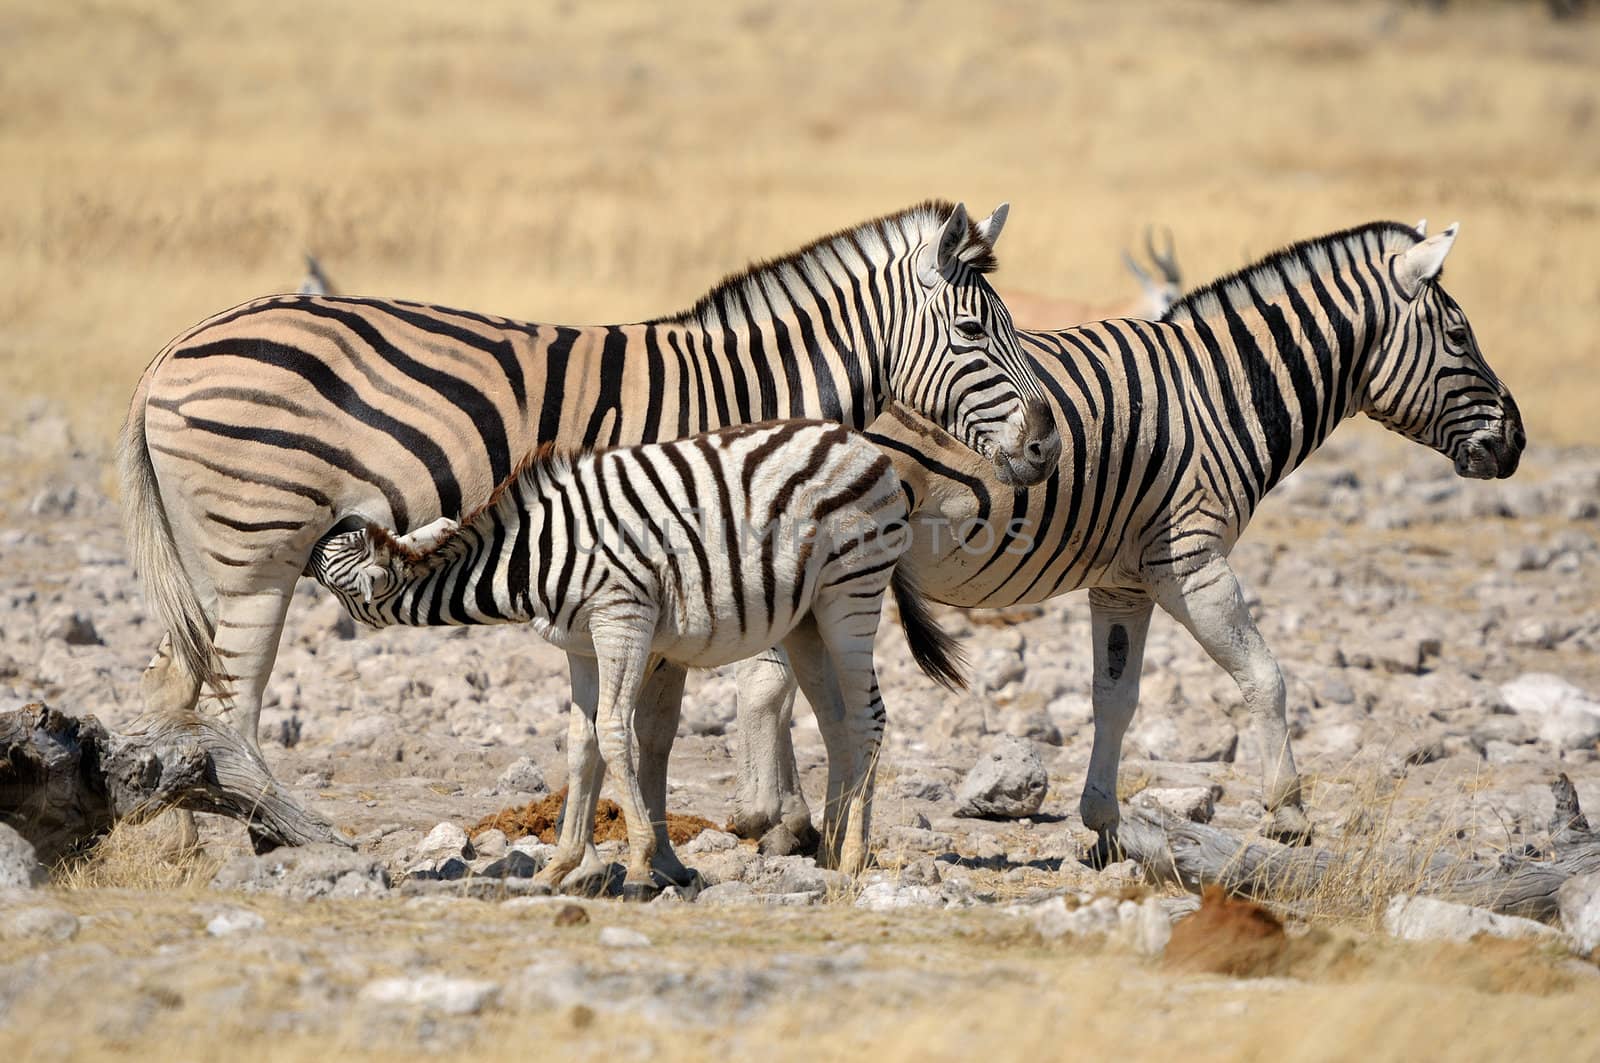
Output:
[1396, 223, 1458, 299]
[973, 202, 1009, 248]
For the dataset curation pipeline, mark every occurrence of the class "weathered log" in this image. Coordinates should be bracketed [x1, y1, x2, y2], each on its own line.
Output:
[1113, 776, 1598, 922]
[0, 703, 341, 864]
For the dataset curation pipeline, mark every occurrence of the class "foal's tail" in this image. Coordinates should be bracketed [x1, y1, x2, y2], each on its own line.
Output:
[891, 566, 967, 691]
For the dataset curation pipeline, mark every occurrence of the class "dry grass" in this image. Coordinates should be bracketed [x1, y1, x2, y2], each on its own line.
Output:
[50, 816, 220, 892]
[1, 1, 1596, 450]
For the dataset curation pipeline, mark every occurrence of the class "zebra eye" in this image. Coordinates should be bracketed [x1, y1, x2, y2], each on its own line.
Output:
[1447, 326, 1469, 346]
[955, 319, 986, 342]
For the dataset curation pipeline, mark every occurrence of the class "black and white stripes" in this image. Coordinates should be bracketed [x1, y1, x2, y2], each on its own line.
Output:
[307, 421, 960, 891]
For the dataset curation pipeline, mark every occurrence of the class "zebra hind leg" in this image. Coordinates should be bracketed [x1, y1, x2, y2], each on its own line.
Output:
[1156, 560, 1311, 846]
[731, 648, 820, 856]
[632, 659, 705, 890]
[1081, 588, 1154, 866]
[783, 610, 884, 877]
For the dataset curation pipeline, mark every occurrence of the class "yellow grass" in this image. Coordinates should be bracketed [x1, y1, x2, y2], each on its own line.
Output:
[1, 0, 1596, 449]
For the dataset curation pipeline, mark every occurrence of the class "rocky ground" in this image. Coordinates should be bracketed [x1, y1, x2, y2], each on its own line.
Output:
[3, 403, 1600, 1057]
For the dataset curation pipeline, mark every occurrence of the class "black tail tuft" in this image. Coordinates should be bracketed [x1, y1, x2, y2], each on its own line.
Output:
[891, 566, 967, 691]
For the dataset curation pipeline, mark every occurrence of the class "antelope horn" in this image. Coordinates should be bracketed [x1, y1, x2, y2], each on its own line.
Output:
[1145, 226, 1181, 285]
[1122, 249, 1153, 286]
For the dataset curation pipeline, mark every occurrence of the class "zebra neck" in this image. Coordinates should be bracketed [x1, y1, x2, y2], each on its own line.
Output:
[652, 297, 885, 431]
[387, 475, 552, 627]
[1184, 270, 1386, 506]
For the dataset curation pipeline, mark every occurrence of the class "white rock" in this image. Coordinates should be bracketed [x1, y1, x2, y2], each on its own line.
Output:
[474, 828, 508, 859]
[1499, 674, 1600, 751]
[416, 821, 474, 862]
[1558, 872, 1600, 956]
[1383, 895, 1562, 944]
[854, 877, 938, 911]
[0, 824, 47, 890]
[1015, 893, 1172, 954]
[954, 734, 1048, 818]
[598, 926, 652, 948]
[359, 974, 500, 1015]
[495, 756, 548, 796]
[1, 906, 79, 942]
[1140, 786, 1217, 824]
[206, 907, 267, 936]
[684, 829, 740, 854]
[695, 881, 760, 907]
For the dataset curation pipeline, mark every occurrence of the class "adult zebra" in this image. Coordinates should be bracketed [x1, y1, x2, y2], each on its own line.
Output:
[119, 201, 1059, 856]
[723, 220, 1524, 853]
[306, 420, 962, 896]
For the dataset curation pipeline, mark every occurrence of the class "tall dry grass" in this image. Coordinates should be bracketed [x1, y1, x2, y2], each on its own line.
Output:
[0, 0, 1595, 449]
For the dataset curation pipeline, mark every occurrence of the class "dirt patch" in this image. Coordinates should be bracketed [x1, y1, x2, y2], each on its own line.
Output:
[1164, 886, 1289, 977]
[470, 788, 721, 846]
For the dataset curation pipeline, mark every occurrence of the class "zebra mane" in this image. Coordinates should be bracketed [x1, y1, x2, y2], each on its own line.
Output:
[371, 441, 583, 569]
[1163, 221, 1425, 324]
[650, 200, 999, 328]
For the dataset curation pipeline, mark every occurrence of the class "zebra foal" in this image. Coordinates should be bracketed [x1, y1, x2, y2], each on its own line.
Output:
[307, 421, 962, 896]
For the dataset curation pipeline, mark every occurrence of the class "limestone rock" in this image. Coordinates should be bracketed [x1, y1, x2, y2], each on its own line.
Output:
[0, 824, 47, 890]
[954, 734, 1048, 819]
[1383, 895, 1562, 944]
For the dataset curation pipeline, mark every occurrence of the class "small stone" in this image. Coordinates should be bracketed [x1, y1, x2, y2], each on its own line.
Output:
[495, 757, 548, 796]
[474, 828, 508, 858]
[598, 926, 652, 949]
[684, 829, 739, 854]
[883, 826, 956, 853]
[695, 881, 760, 907]
[1500, 674, 1600, 751]
[205, 907, 266, 936]
[210, 843, 391, 899]
[1558, 873, 1600, 957]
[480, 850, 542, 879]
[1139, 786, 1218, 824]
[0, 824, 47, 889]
[416, 821, 474, 862]
[553, 904, 590, 927]
[359, 975, 499, 1016]
[954, 734, 1048, 819]
[29, 484, 77, 517]
[1383, 895, 1562, 944]
[1, 907, 79, 942]
[435, 857, 470, 881]
[43, 609, 100, 646]
[854, 877, 938, 911]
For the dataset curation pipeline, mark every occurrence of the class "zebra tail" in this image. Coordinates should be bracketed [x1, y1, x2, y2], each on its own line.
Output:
[890, 565, 967, 691]
[118, 366, 221, 702]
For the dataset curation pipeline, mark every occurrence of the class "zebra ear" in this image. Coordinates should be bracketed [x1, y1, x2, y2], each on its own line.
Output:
[974, 203, 1009, 248]
[1395, 223, 1458, 298]
[1414, 219, 1427, 237]
[921, 202, 972, 286]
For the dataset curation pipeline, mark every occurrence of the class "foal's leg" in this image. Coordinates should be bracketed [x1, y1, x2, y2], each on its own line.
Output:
[536, 655, 608, 893]
[631, 659, 700, 887]
[1080, 587, 1154, 860]
[588, 617, 662, 901]
[784, 608, 885, 877]
[1154, 558, 1310, 845]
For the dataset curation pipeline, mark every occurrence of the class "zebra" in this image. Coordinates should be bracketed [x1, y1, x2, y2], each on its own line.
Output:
[120, 199, 1058, 860]
[305, 420, 963, 897]
[708, 219, 1523, 855]
[1001, 227, 1183, 328]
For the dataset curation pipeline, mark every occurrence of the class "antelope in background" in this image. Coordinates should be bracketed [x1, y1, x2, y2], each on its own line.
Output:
[1000, 227, 1182, 328]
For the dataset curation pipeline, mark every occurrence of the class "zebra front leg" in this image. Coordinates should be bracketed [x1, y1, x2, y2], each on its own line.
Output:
[1080, 588, 1154, 864]
[731, 648, 819, 855]
[535, 656, 610, 894]
[1155, 559, 1310, 845]
[588, 619, 662, 902]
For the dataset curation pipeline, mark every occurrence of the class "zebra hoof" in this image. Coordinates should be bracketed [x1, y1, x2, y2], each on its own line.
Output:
[1263, 807, 1313, 848]
[622, 880, 661, 904]
[1082, 829, 1123, 870]
[782, 816, 821, 857]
